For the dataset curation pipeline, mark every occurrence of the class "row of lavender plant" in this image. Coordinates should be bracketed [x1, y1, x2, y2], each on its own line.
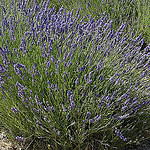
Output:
[0, 0, 150, 149]
[36, 0, 150, 45]
[68, 0, 150, 44]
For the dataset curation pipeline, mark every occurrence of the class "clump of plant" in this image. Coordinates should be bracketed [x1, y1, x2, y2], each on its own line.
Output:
[0, 0, 150, 149]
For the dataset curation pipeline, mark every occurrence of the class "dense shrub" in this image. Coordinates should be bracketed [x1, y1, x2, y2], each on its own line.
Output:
[0, 0, 150, 149]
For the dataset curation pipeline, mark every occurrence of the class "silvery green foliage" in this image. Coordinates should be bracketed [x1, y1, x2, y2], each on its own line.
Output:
[0, 0, 150, 149]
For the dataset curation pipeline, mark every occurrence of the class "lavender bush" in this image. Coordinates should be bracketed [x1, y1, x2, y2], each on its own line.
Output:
[0, 0, 150, 149]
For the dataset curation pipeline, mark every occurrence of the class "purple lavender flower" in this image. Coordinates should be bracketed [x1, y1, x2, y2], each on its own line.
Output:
[115, 129, 128, 141]
[99, 75, 104, 81]
[1, 5, 7, 14]
[86, 111, 91, 119]
[51, 55, 55, 63]
[90, 118, 95, 123]
[11, 107, 19, 113]
[15, 136, 24, 141]
[70, 100, 75, 109]
[118, 114, 129, 120]
[57, 131, 60, 135]
[84, 74, 87, 81]
[121, 106, 128, 111]
[36, 120, 40, 125]
[115, 129, 119, 134]
[75, 78, 79, 85]
[71, 137, 74, 141]
[89, 71, 94, 80]
[35, 95, 40, 105]
[94, 115, 101, 122]
[96, 60, 102, 71]
[0, 63, 6, 73]
[80, 65, 87, 72]
[33, 108, 37, 112]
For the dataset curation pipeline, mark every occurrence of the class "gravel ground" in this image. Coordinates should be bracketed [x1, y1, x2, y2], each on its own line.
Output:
[0, 130, 23, 150]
